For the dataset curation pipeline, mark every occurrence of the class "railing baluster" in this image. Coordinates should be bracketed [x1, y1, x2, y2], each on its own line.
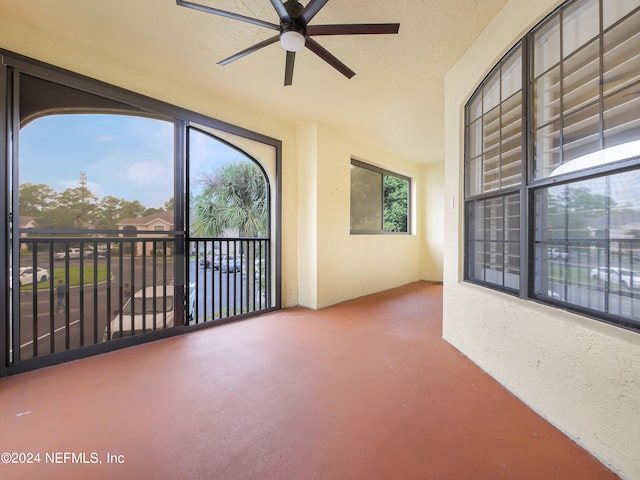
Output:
[240, 240, 245, 314]
[142, 241, 147, 334]
[31, 245, 38, 358]
[118, 241, 124, 339]
[12, 232, 271, 369]
[106, 243, 112, 343]
[152, 240, 158, 331]
[64, 252, 70, 352]
[91, 242, 98, 346]
[258, 240, 263, 310]
[129, 240, 136, 338]
[49, 243, 55, 355]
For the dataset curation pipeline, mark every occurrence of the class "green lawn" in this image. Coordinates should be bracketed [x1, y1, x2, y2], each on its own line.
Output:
[548, 263, 593, 286]
[22, 265, 109, 291]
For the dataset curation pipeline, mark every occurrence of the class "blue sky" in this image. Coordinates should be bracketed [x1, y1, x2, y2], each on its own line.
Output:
[20, 114, 248, 208]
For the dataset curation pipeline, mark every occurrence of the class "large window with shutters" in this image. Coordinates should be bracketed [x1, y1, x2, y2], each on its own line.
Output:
[466, 44, 523, 290]
[464, 0, 640, 332]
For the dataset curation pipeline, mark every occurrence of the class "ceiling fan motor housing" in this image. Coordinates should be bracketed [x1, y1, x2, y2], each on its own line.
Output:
[284, 1, 305, 27]
[280, 2, 306, 52]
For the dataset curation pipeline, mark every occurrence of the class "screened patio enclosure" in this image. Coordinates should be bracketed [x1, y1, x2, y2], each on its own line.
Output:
[1, 52, 281, 376]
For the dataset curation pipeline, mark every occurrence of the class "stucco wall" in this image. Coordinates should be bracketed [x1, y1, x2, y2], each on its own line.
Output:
[296, 123, 319, 308]
[443, 1, 640, 478]
[296, 122, 427, 309]
[0, 5, 446, 309]
[420, 161, 444, 282]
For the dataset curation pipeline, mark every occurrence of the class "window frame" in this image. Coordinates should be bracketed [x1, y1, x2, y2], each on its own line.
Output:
[350, 158, 411, 235]
[0, 48, 284, 376]
[464, 41, 526, 293]
[463, 0, 640, 333]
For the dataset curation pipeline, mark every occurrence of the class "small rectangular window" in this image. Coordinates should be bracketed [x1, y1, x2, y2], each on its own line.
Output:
[350, 159, 410, 234]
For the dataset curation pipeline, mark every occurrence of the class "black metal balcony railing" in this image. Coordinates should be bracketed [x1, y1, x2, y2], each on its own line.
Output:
[534, 237, 640, 323]
[189, 238, 271, 323]
[11, 234, 271, 366]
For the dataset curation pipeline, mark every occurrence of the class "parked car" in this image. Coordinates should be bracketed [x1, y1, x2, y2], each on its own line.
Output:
[546, 289, 565, 302]
[221, 258, 242, 273]
[213, 255, 228, 271]
[55, 247, 97, 260]
[55, 247, 82, 260]
[590, 267, 638, 289]
[104, 284, 195, 341]
[548, 248, 569, 260]
[83, 246, 105, 258]
[18, 266, 48, 286]
[199, 255, 212, 268]
[105, 286, 175, 341]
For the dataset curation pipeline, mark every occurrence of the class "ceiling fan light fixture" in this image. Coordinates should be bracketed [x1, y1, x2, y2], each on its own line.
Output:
[177, 0, 400, 85]
[280, 30, 305, 52]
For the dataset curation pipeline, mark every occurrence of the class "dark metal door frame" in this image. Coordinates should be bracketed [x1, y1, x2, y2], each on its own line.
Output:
[0, 49, 282, 376]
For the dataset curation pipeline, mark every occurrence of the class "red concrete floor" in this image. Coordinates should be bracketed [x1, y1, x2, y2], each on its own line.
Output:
[0, 281, 618, 480]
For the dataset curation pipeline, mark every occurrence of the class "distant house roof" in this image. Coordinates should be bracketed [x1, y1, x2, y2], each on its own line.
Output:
[117, 210, 174, 229]
[19, 216, 35, 228]
[590, 212, 640, 230]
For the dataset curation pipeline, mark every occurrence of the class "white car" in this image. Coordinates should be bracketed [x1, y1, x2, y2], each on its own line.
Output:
[55, 248, 82, 260]
[548, 248, 569, 260]
[105, 286, 175, 341]
[104, 284, 195, 341]
[590, 267, 638, 289]
[18, 266, 49, 286]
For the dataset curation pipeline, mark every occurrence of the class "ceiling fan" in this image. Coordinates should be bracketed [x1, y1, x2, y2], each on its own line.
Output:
[176, 0, 400, 86]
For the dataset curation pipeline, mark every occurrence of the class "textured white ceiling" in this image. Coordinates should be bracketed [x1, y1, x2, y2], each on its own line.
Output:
[0, 0, 508, 164]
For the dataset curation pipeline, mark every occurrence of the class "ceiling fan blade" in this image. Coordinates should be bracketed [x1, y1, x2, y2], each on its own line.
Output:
[307, 23, 400, 36]
[269, 0, 291, 23]
[218, 36, 280, 66]
[284, 51, 296, 86]
[305, 37, 355, 79]
[176, 0, 279, 31]
[299, 0, 329, 25]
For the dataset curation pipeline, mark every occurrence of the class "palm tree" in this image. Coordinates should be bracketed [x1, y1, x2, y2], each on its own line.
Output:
[192, 161, 267, 237]
[191, 161, 268, 310]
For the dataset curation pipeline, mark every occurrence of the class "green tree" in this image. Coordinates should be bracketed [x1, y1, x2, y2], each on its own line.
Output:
[94, 195, 123, 229]
[191, 161, 268, 308]
[191, 161, 267, 237]
[57, 186, 99, 227]
[119, 200, 147, 220]
[547, 186, 614, 239]
[94, 196, 146, 229]
[36, 205, 77, 230]
[19, 183, 59, 215]
[383, 175, 408, 232]
[19, 181, 153, 230]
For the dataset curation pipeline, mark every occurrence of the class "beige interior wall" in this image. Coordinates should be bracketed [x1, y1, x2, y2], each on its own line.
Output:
[0, 3, 449, 304]
[420, 162, 444, 282]
[309, 122, 424, 309]
[443, 1, 640, 479]
[296, 123, 319, 309]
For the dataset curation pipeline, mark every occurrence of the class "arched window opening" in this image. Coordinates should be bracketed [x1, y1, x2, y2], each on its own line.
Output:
[16, 110, 176, 360]
[187, 127, 273, 324]
[1, 59, 281, 377]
